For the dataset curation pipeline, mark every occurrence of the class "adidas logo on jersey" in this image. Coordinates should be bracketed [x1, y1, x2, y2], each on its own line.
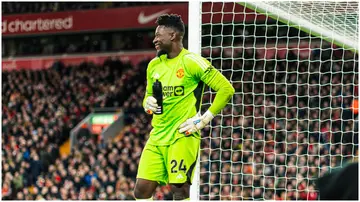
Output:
[176, 174, 184, 179]
[153, 73, 160, 79]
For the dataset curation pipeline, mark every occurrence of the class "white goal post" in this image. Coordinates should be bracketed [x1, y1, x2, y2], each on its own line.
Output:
[188, 0, 202, 200]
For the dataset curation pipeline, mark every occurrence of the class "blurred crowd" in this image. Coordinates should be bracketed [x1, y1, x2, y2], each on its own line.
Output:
[2, 58, 152, 200]
[198, 46, 358, 200]
[2, 2, 173, 15]
[2, 2, 359, 201]
[2, 44, 358, 200]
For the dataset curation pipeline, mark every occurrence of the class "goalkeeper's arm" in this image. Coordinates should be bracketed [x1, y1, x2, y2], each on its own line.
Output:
[201, 68, 235, 115]
[179, 68, 235, 135]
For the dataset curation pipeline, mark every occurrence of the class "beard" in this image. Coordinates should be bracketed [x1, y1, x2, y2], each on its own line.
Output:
[156, 49, 169, 57]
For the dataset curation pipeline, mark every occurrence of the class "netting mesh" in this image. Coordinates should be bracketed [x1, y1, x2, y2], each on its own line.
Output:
[246, 1, 359, 50]
[199, 2, 358, 200]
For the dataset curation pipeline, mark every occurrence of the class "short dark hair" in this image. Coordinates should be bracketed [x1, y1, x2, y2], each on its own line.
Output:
[156, 14, 185, 36]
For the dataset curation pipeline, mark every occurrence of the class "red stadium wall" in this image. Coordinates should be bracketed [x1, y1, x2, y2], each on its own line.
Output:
[2, 51, 156, 71]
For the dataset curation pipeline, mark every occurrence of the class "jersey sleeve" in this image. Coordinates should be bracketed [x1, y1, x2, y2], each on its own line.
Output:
[183, 53, 213, 82]
[183, 53, 235, 115]
[202, 69, 235, 115]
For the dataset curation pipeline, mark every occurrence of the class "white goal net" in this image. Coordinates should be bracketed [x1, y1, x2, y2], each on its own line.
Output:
[191, 1, 359, 200]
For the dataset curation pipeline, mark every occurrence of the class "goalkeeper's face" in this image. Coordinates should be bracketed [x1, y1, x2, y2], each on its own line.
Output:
[153, 26, 174, 56]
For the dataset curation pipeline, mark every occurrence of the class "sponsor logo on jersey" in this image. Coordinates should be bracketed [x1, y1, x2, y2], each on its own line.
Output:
[162, 86, 184, 97]
[174, 86, 184, 96]
[176, 68, 185, 79]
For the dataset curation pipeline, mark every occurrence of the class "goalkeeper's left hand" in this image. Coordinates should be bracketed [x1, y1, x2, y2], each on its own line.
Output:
[179, 110, 214, 135]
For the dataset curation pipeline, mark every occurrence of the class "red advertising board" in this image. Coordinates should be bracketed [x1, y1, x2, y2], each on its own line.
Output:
[2, 3, 265, 36]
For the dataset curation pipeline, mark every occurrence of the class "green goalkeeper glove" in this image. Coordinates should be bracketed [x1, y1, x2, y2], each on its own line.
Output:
[178, 110, 214, 135]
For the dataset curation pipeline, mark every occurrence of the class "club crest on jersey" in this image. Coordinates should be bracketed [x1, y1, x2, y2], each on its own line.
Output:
[176, 68, 184, 79]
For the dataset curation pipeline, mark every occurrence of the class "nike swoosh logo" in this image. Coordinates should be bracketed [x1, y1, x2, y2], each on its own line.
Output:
[138, 9, 171, 24]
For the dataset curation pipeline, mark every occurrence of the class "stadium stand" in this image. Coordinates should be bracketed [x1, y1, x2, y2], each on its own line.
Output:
[2, 2, 358, 200]
[199, 47, 358, 200]
[2, 58, 149, 200]
[2, 46, 357, 200]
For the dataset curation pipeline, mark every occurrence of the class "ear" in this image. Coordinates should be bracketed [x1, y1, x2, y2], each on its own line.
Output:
[170, 32, 176, 41]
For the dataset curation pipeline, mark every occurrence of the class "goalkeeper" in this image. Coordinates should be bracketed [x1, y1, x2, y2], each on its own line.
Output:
[134, 14, 235, 200]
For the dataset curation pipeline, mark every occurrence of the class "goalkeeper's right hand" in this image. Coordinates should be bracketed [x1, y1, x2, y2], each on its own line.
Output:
[144, 96, 158, 114]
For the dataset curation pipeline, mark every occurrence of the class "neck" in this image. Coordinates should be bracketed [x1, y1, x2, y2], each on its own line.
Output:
[167, 43, 183, 59]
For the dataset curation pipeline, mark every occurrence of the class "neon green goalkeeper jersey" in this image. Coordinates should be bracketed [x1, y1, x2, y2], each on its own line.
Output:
[143, 48, 235, 146]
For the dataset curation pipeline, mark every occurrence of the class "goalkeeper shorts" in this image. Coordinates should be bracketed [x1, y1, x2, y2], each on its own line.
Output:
[137, 135, 200, 185]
